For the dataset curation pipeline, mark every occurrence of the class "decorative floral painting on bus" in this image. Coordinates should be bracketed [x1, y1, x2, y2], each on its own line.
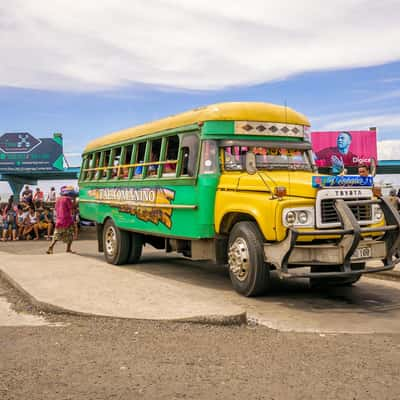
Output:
[88, 187, 176, 228]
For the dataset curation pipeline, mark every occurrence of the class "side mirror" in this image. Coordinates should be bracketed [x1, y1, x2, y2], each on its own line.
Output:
[370, 157, 377, 177]
[245, 151, 257, 175]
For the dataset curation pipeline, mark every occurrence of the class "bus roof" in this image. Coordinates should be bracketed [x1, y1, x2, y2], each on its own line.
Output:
[84, 102, 310, 152]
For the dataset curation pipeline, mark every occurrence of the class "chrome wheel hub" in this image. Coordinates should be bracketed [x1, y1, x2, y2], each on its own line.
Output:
[105, 226, 117, 256]
[228, 237, 250, 281]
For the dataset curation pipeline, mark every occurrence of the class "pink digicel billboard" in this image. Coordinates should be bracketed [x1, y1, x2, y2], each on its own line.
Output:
[311, 130, 377, 169]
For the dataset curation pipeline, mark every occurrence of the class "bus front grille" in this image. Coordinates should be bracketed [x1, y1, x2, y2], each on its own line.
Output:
[320, 198, 372, 225]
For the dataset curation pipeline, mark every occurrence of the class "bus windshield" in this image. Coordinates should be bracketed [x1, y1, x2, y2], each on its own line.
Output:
[223, 145, 313, 171]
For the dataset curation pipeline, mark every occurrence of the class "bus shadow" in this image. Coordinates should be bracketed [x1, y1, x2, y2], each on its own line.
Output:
[79, 249, 400, 314]
[138, 256, 400, 313]
[248, 275, 400, 314]
[125, 254, 233, 292]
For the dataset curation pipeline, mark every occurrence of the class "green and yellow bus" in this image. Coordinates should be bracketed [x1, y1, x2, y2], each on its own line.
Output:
[79, 102, 400, 296]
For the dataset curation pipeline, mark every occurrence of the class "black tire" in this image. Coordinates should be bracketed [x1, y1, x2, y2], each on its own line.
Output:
[310, 263, 365, 288]
[103, 219, 130, 265]
[227, 221, 270, 297]
[128, 232, 143, 264]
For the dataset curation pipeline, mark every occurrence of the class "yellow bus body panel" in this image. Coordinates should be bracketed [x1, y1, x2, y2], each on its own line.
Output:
[215, 171, 383, 242]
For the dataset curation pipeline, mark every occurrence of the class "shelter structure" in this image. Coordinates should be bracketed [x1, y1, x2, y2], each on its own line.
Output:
[0, 132, 79, 196]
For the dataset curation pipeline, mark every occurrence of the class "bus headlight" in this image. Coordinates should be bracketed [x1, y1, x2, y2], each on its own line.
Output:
[283, 207, 315, 227]
[285, 211, 296, 225]
[298, 211, 309, 224]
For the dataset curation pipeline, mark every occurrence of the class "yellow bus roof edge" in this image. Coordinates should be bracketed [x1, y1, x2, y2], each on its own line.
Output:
[84, 102, 310, 152]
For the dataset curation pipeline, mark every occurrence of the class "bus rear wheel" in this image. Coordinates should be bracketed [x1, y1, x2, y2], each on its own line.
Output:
[103, 219, 130, 265]
[228, 221, 270, 297]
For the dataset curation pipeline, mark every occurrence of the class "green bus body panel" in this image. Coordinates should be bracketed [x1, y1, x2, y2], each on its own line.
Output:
[202, 121, 234, 135]
[79, 118, 306, 240]
[79, 174, 219, 239]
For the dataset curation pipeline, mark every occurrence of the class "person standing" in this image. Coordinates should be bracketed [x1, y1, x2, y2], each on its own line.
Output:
[46, 187, 57, 202]
[2, 203, 17, 241]
[46, 186, 78, 254]
[21, 185, 33, 205]
[33, 187, 44, 208]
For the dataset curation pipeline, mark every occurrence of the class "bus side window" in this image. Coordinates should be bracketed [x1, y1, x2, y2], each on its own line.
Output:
[92, 152, 101, 180]
[163, 135, 179, 176]
[199, 140, 218, 175]
[119, 144, 132, 179]
[82, 155, 91, 181]
[181, 147, 189, 175]
[147, 138, 162, 177]
[112, 147, 122, 178]
[102, 150, 111, 179]
[134, 142, 146, 177]
[179, 134, 199, 177]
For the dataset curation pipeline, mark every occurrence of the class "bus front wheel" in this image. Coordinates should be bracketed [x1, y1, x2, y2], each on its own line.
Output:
[228, 221, 270, 297]
[103, 219, 130, 265]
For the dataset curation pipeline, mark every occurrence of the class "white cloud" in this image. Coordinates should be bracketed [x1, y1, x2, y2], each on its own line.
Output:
[319, 113, 400, 131]
[378, 140, 400, 160]
[1, 0, 400, 91]
[64, 152, 81, 157]
[380, 77, 400, 83]
[360, 89, 400, 103]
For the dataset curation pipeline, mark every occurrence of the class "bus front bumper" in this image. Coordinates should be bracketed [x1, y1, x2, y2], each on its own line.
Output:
[264, 197, 400, 279]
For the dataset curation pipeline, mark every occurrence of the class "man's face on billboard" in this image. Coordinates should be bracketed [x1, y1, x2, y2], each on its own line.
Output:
[337, 132, 351, 152]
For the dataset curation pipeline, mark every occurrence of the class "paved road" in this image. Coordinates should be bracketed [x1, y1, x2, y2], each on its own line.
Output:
[1, 240, 400, 399]
[1, 240, 400, 333]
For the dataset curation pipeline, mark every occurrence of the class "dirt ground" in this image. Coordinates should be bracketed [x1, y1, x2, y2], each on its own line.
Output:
[1, 273, 400, 400]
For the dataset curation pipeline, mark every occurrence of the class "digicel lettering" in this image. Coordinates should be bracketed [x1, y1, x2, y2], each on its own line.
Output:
[353, 157, 371, 164]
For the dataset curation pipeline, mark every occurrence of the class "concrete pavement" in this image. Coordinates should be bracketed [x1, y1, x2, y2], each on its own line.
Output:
[2, 240, 400, 333]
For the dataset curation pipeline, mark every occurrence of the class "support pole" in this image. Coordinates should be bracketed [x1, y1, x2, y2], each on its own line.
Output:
[4, 175, 38, 198]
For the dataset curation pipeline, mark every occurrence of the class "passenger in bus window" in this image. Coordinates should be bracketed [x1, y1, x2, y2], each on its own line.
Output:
[119, 166, 129, 178]
[102, 153, 110, 178]
[148, 152, 158, 176]
[164, 162, 176, 173]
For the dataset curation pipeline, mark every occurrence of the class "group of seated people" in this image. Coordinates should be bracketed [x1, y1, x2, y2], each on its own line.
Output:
[0, 186, 79, 241]
[0, 202, 54, 241]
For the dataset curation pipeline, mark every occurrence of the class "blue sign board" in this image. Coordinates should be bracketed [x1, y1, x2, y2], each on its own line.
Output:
[0, 132, 63, 172]
[312, 175, 373, 188]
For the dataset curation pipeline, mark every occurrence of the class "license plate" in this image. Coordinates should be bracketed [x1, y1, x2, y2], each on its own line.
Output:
[352, 246, 372, 260]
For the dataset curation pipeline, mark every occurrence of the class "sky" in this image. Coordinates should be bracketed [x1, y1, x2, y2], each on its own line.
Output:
[0, 0, 400, 194]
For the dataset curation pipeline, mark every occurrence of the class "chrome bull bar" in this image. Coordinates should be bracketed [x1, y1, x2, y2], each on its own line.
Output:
[264, 196, 400, 279]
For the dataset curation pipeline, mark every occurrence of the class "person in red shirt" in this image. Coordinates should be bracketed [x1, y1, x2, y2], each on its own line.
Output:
[46, 186, 78, 254]
[315, 132, 359, 173]
[33, 187, 44, 208]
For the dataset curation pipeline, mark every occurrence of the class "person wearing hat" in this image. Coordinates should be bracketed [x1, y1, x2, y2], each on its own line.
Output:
[46, 186, 78, 254]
